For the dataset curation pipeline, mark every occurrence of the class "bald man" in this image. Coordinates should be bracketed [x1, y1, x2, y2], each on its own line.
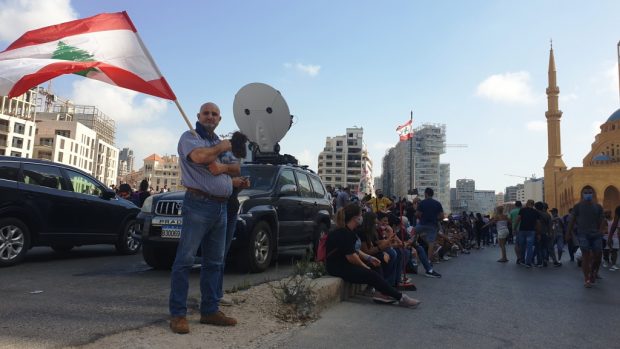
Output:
[169, 102, 241, 333]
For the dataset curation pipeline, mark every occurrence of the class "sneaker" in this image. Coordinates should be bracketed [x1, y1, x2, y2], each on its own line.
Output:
[553, 262, 562, 267]
[425, 270, 442, 278]
[396, 282, 417, 291]
[442, 256, 451, 261]
[200, 311, 237, 326]
[603, 261, 609, 268]
[611, 265, 620, 271]
[398, 294, 421, 308]
[535, 264, 543, 268]
[525, 264, 533, 269]
[610, 267, 616, 272]
[585, 281, 592, 288]
[373, 292, 397, 304]
[170, 316, 190, 334]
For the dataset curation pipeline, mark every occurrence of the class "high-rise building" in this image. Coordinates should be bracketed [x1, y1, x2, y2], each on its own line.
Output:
[0, 89, 37, 158]
[496, 192, 505, 207]
[455, 179, 475, 212]
[504, 185, 518, 203]
[438, 163, 451, 211]
[472, 190, 497, 215]
[380, 124, 447, 199]
[317, 127, 373, 193]
[119, 147, 135, 172]
[524, 177, 544, 203]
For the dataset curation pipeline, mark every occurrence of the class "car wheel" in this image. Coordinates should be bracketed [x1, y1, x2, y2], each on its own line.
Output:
[239, 221, 272, 273]
[142, 243, 175, 270]
[51, 245, 74, 253]
[0, 218, 30, 267]
[115, 219, 141, 255]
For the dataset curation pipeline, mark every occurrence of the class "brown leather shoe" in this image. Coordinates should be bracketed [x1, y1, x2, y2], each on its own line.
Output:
[170, 316, 190, 334]
[200, 311, 237, 326]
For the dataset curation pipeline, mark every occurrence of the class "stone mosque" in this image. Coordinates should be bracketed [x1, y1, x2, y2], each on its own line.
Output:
[544, 44, 620, 214]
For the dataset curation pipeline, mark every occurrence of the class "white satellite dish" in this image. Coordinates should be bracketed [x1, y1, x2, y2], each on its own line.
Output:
[233, 83, 291, 154]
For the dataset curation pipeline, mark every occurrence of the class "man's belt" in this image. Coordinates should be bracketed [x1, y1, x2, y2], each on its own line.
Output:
[186, 187, 228, 203]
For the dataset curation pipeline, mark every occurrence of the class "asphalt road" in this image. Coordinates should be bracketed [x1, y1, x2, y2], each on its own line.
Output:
[0, 245, 295, 349]
[270, 245, 620, 349]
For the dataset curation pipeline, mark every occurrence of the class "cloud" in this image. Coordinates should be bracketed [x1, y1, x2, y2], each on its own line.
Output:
[559, 93, 578, 103]
[476, 71, 536, 104]
[526, 120, 546, 132]
[284, 62, 321, 77]
[70, 79, 168, 125]
[0, 0, 78, 42]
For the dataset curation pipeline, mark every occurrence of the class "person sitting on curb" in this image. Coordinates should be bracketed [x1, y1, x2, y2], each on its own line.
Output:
[326, 204, 421, 308]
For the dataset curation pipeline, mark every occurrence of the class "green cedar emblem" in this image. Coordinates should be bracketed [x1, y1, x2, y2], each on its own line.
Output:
[52, 41, 97, 77]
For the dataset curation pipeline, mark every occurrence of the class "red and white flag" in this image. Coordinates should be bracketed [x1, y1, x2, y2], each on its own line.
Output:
[0, 12, 176, 100]
[396, 119, 414, 141]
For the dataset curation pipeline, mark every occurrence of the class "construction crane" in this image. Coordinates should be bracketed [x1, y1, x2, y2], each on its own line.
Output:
[504, 173, 536, 180]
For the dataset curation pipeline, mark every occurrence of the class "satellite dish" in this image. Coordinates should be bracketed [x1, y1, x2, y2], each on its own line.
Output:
[233, 83, 291, 154]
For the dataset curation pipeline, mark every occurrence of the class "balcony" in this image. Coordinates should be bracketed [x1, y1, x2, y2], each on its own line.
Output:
[0, 125, 8, 134]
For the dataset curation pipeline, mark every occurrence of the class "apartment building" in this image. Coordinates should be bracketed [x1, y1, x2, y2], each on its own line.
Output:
[0, 90, 37, 158]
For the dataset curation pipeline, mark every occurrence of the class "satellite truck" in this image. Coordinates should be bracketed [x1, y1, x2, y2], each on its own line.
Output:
[136, 83, 333, 272]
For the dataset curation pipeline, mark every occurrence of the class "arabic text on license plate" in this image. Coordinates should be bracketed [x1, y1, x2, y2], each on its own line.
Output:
[161, 226, 181, 239]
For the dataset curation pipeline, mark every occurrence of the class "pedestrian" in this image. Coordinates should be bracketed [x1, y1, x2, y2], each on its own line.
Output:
[483, 206, 511, 262]
[607, 205, 620, 271]
[169, 102, 239, 334]
[567, 187, 605, 288]
[368, 189, 393, 213]
[534, 202, 561, 267]
[335, 186, 351, 211]
[509, 201, 522, 263]
[414, 188, 444, 267]
[514, 200, 540, 268]
[550, 208, 565, 261]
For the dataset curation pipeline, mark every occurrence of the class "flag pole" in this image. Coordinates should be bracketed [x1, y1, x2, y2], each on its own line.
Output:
[128, 13, 197, 137]
[409, 110, 413, 195]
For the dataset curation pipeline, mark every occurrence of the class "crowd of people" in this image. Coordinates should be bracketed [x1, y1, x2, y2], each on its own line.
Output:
[323, 185, 617, 309]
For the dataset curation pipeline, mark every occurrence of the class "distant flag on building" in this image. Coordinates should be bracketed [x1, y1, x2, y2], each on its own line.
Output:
[396, 119, 414, 141]
[0, 12, 176, 100]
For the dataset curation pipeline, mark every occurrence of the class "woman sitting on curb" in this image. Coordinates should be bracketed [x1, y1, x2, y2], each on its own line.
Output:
[326, 204, 421, 308]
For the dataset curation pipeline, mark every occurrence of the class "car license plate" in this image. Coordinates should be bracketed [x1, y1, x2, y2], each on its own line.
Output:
[161, 225, 181, 239]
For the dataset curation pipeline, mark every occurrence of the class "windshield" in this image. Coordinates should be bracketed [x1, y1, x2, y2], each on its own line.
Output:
[240, 166, 277, 191]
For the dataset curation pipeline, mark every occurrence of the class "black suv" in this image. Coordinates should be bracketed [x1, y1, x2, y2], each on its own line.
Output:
[136, 163, 333, 272]
[0, 156, 141, 267]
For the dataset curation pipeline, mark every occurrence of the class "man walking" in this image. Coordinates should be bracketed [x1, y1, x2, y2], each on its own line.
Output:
[335, 186, 351, 211]
[514, 200, 540, 268]
[169, 102, 240, 334]
[567, 187, 605, 288]
[415, 188, 444, 267]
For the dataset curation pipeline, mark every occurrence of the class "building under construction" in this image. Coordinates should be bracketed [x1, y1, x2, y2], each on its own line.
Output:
[381, 123, 449, 209]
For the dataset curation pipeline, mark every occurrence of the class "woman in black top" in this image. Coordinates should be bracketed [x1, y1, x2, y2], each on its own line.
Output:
[326, 204, 420, 308]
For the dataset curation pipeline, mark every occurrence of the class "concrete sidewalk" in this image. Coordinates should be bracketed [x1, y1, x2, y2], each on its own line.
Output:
[69, 276, 347, 349]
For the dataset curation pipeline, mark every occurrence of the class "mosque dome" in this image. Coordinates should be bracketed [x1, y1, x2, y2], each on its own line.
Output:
[607, 108, 620, 122]
[593, 154, 612, 161]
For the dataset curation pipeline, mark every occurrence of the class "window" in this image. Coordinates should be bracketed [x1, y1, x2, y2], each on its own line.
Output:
[56, 130, 71, 138]
[309, 175, 326, 198]
[295, 172, 313, 198]
[277, 169, 297, 192]
[11, 137, 23, 149]
[28, 126, 32, 137]
[0, 161, 19, 181]
[65, 169, 102, 196]
[58, 152, 63, 162]
[23, 163, 63, 190]
[13, 123, 25, 134]
[10, 151, 21, 157]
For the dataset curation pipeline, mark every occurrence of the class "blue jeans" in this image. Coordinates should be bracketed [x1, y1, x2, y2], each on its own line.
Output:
[415, 245, 433, 272]
[218, 213, 237, 299]
[383, 247, 399, 286]
[517, 230, 535, 265]
[169, 191, 227, 317]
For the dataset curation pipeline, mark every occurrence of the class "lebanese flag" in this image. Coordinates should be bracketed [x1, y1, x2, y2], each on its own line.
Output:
[0, 12, 176, 100]
[396, 119, 414, 141]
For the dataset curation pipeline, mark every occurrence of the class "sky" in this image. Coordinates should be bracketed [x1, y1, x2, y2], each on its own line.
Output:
[1, 0, 619, 193]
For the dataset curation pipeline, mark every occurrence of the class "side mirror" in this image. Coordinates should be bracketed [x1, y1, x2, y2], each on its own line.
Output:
[278, 184, 297, 197]
[101, 189, 116, 200]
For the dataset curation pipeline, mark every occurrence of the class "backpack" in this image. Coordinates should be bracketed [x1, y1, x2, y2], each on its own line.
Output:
[315, 229, 329, 263]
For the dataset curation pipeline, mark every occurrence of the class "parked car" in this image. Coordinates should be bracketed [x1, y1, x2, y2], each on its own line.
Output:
[136, 163, 333, 272]
[0, 156, 141, 267]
